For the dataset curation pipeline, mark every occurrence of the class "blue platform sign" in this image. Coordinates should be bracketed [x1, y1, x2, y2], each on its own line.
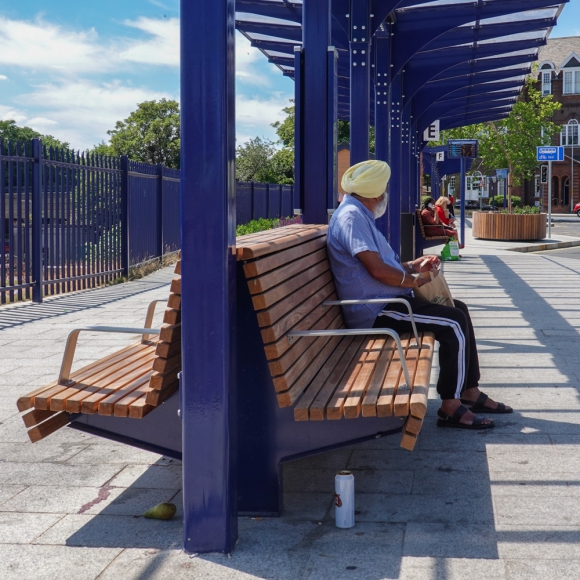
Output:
[537, 146, 564, 162]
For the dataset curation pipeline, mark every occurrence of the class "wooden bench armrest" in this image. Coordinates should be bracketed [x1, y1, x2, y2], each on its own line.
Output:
[59, 327, 161, 384]
[143, 299, 168, 342]
[323, 298, 419, 346]
[287, 328, 413, 390]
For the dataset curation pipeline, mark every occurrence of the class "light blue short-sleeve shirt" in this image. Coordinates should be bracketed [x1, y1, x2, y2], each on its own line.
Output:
[327, 195, 411, 329]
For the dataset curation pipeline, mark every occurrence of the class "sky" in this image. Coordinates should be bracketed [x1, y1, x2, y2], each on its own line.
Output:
[0, 1, 578, 151]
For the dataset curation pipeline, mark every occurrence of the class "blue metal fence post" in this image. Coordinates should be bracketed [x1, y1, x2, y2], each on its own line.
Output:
[388, 74, 403, 254]
[349, 0, 371, 165]
[31, 139, 43, 303]
[302, 0, 332, 224]
[157, 163, 164, 259]
[460, 156, 467, 247]
[181, 0, 238, 554]
[327, 47, 338, 213]
[294, 46, 304, 216]
[120, 156, 130, 276]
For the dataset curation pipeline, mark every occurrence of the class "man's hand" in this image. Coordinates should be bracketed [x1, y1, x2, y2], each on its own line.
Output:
[411, 255, 441, 273]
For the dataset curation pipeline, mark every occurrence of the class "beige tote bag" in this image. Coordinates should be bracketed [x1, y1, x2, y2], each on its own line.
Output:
[414, 270, 454, 308]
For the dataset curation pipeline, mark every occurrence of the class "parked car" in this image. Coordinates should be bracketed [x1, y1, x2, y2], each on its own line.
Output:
[574, 202, 580, 217]
[454, 199, 498, 211]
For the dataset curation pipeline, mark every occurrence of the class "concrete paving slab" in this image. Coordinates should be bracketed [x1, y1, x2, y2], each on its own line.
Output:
[34, 513, 183, 549]
[0, 512, 64, 544]
[65, 442, 164, 465]
[497, 525, 580, 560]
[0, 544, 122, 580]
[0, 441, 89, 464]
[109, 464, 183, 489]
[505, 559, 580, 579]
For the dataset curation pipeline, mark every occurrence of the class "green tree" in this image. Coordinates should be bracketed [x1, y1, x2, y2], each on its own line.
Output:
[236, 137, 277, 182]
[103, 99, 180, 168]
[0, 119, 69, 149]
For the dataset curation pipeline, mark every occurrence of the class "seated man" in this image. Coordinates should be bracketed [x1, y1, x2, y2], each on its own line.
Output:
[327, 160, 512, 429]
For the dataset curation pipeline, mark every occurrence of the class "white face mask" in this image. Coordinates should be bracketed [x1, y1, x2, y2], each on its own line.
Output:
[373, 193, 389, 219]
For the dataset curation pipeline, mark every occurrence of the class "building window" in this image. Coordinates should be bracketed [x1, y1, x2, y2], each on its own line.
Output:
[561, 119, 579, 146]
[563, 70, 580, 94]
[542, 71, 552, 96]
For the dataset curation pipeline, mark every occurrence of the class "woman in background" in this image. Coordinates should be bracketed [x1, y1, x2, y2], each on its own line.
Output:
[435, 196, 457, 230]
[421, 197, 458, 240]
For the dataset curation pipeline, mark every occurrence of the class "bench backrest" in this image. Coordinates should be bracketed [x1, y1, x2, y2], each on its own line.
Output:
[238, 225, 345, 408]
[415, 209, 447, 241]
[147, 258, 182, 405]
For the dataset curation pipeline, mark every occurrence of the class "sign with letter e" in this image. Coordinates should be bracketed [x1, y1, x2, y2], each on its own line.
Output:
[424, 120, 440, 142]
[537, 146, 564, 162]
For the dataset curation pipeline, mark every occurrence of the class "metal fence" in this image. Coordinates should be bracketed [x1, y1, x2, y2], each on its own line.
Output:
[1, 138, 294, 304]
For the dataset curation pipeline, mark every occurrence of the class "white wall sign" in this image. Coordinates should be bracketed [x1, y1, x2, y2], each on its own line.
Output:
[436, 151, 445, 162]
[424, 120, 440, 142]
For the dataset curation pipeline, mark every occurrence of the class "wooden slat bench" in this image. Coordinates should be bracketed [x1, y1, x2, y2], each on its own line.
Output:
[237, 225, 435, 450]
[16, 259, 182, 443]
[415, 209, 449, 256]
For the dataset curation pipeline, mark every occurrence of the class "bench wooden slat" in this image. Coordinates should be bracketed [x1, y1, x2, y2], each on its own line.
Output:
[237, 225, 328, 261]
[63, 354, 157, 413]
[361, 337, 396, 417]
[243, 236, 327, 278]
[145, 380, 179, 406]
[155, 338, 181, 359]
[114, 385, 151, 417]
[376, 335, 411, 418]
[160, 323, 181, 343]
[128, 396, 154, 419]
[268, 308, 342, 377]
[22, 408, 58, 428]
[404, 415, 424, 435]
[247, 248, 328, 296]
[167, 293, 181, 310]
[272, 314, 343, 393]
[252, 260, 331, 311]
[81, 375, 151, 414]
[344, 338, 388, 419]
[308, 336, 366, 420]
[256, 271, 334, 327]
[409, 334, 435, 419]
[163, 308, 181, 326]
[149, 367, 180, 391]
[263, 293, 338, 360]
[260, 282, 335, 344]
[170, 277, 181, 295]
[293, 336, 355, 421]
[393, 338, 423, 417]
[27, 412, 70, 443]
[326, 338, 376, 420]
[98, 376, 151, 415]
[276, 335, 343, 409]
[152, 351, 181, 373]
[400, 429, 418, 451]
[174, 260, 181, 275]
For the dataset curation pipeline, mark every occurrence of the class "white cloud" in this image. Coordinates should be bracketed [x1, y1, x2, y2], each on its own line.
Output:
[0, 75, 7, 81]
[120, 17, 179, 67]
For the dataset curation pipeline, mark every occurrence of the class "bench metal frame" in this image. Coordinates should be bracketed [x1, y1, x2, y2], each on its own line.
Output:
[58, 299, 165, 384]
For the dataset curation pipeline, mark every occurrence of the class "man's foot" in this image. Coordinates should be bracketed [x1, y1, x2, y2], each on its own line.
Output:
[437, 405, 494, 430]
[461, 389, 513, 414]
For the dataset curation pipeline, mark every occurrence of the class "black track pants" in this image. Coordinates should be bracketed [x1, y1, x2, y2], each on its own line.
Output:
[372, 296, 480, 400]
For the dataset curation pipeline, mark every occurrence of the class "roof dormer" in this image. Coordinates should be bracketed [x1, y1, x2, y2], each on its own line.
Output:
[561, 52, 580, 95]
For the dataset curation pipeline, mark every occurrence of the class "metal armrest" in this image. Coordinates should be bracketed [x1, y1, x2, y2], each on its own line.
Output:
[288, 328, 412, 390]
[59, 327, 161, 384]
[143, 299, 167, 342]
[323, 298, 419, 346]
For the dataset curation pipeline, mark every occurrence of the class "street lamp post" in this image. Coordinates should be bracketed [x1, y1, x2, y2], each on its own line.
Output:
[567, 119, 578, 212]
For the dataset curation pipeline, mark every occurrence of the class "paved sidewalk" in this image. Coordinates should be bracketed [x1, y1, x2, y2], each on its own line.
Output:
[3, 231, 580, 579]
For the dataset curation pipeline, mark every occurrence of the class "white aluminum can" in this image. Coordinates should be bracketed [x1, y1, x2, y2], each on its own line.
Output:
[335, 470, 355, 528]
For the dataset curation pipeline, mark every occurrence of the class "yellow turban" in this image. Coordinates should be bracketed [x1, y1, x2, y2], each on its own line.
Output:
[341, 160, 391, 199]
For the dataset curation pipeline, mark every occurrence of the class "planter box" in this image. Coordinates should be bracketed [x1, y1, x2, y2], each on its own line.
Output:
[472, 212, 547, 241]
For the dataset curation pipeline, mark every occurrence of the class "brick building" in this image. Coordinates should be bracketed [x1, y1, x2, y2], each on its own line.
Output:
[516, 37, 580, 213]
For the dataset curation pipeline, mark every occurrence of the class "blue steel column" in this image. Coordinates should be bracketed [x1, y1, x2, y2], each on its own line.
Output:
[349, 0, 371, 164]
[302, 0, 332, 224]
[374, 34, 391, 236]
[31, 139, 42, 303]
[388, 74, 403, 254]
[181, 0, 238, 554]
[460, 156, 466, 247]
[293, 46, 303, 215]
[328, 47, 338, 212]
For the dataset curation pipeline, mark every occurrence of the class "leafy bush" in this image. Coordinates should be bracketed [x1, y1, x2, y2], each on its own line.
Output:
[236, 215, 302, 237]
[491, 195, 522, 208]
[502, 205, 540, 215]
